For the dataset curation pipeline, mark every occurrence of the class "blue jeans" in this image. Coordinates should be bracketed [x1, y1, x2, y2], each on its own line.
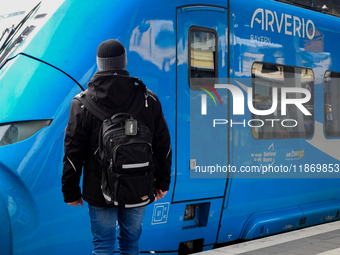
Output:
[88, 204, 146, 255]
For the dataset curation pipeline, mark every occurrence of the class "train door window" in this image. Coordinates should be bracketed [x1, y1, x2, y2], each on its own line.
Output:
[251, 62, 314, 139]
[324, 71, 340, 137]
[189, 27, 218, 89]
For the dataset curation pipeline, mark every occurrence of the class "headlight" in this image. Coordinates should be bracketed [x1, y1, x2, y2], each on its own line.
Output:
[0, 120, 51, 146]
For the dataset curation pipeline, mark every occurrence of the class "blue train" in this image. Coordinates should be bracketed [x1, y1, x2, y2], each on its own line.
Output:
[1, 0, 340, 254]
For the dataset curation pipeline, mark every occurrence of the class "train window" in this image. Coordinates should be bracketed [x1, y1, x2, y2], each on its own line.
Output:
[324, 71, 340, 137]
[251, 62, 314, 139]
[0, 120, 52, 146]
[188, 27, 217, 89]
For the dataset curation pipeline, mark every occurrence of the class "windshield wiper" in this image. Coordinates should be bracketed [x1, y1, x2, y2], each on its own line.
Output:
[0, 1, 41, 53]
[0, 25, 15, 44]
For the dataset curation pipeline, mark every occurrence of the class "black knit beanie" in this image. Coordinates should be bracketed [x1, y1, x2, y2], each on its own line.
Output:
[96, 39, 127, 70]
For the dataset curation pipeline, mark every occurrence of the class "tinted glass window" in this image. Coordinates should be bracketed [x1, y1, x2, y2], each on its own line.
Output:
[252, 62, 314, 139]
[189, 28, 217, 89]
[324, 71, 340, 137]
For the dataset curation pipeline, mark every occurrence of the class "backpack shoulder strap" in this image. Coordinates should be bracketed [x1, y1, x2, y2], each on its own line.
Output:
[74, 92, 110, 121]
[127, 77, 147, 117]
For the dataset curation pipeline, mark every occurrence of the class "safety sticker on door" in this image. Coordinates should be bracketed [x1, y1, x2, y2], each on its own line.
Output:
[151, 202, 169, 225]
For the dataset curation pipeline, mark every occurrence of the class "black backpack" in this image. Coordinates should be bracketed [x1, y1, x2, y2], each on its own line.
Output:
[75, 77, 155, 208]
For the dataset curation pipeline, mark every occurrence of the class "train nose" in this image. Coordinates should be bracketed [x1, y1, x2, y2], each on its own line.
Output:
[0, 194, 12, 255]
[0, 162, 40, 255]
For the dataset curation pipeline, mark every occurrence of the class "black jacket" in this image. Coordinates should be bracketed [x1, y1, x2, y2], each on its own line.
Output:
[62, 69, 172, 206]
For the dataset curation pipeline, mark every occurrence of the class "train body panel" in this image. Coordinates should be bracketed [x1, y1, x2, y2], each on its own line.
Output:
[1, 0, 340, 253]
[216, 0, 340, 243]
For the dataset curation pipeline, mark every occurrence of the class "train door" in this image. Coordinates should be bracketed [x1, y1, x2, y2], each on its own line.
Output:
[174, 5, 229, 203]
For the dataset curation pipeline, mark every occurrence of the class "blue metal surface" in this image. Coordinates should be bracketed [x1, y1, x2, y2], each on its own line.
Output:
[0, 0, 340, 253]
[0, 195, 11, 255]
[241, 206, 303, 239]
[300, 200, 340, 227]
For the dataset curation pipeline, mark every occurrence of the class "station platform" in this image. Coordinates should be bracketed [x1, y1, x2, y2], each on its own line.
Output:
[198, 221, 340, 255]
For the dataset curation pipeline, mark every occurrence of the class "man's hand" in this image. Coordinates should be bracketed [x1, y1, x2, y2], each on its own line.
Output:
[67, 198, 84, 207]
[154, 190, 167, 201]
